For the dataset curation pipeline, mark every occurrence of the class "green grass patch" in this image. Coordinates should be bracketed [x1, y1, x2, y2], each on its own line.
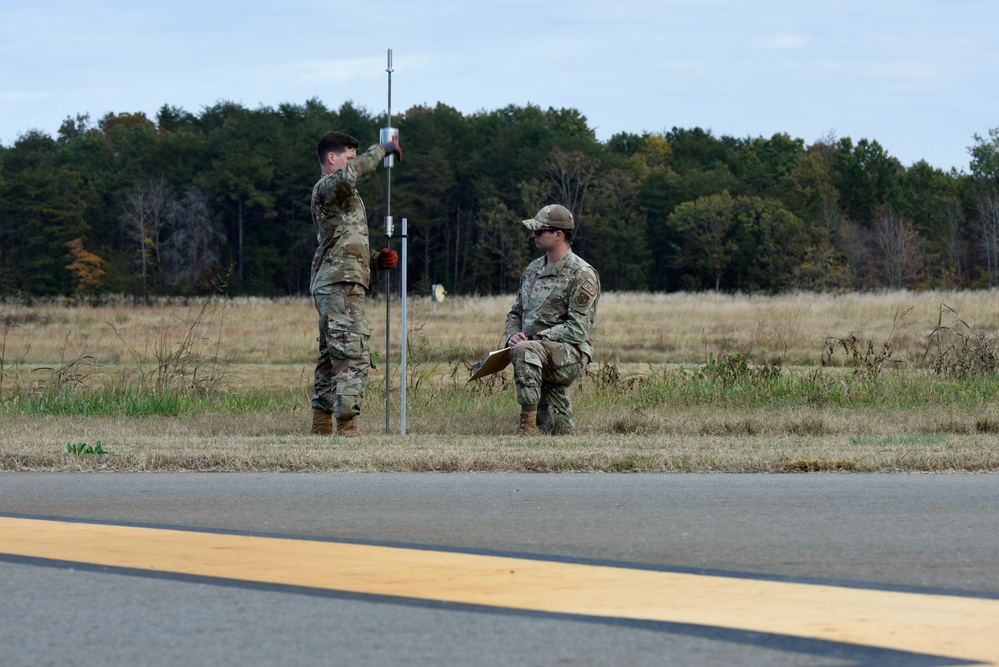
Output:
[66, 441, 110, 455]
[4, 386, 300, 416]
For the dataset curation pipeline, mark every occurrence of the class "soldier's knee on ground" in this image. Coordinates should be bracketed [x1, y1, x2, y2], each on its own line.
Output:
[537, 405, 554, 434]
[548, 413, 575, 435]
[537, 402, 575, 435]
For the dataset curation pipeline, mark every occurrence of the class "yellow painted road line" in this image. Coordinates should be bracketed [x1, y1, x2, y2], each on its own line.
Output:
[1, 517, 996, 665]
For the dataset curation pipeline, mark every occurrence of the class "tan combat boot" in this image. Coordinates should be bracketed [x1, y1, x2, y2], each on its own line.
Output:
[311, 408, 333, 435]
[336, 415, 358, 437]
[517, 409, 537, 437]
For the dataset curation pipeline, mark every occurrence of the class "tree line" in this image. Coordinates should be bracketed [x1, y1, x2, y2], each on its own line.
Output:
[1, 98, 998, 298]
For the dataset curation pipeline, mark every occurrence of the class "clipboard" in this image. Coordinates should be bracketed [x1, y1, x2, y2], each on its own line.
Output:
[468, 346, 512, 381]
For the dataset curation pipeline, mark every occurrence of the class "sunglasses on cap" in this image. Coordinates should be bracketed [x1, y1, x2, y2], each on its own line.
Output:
[533, 227, 560, 237]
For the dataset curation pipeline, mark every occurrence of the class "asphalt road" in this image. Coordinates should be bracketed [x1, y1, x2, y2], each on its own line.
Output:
[2, 472, 997, 666]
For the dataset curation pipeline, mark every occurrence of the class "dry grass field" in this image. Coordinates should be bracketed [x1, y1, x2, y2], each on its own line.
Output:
[7, 288, 999, 373]
[3, 290, 999, 472]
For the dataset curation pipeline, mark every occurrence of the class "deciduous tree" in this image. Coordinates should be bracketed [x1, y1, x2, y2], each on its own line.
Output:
[874, 210, 920, 289]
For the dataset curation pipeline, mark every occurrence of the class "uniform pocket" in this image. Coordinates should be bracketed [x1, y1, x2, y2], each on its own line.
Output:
[326, 322, 370, 360]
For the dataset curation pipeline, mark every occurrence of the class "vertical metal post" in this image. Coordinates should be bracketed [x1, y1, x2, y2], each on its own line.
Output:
[400, 217, 408, 435]
[384, 48, 393, 435]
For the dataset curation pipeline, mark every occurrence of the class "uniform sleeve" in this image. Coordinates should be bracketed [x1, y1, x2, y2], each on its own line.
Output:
[315, 144, 386, 203]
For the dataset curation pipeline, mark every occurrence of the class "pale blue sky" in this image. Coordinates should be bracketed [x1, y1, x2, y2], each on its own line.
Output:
[2, 0, 996, 172]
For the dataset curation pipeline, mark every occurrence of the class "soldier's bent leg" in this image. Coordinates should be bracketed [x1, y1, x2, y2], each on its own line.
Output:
[536, 342, 583, 435]
[510, 342, 544, 408]
[538, 384, 575, 435]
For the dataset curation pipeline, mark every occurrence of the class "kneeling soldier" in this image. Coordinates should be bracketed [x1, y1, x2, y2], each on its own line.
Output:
[504, 204, 600, 436]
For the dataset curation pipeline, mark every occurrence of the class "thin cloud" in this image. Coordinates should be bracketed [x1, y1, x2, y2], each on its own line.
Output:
[754, 35, 808, 49]
[0, 92, 49, 101]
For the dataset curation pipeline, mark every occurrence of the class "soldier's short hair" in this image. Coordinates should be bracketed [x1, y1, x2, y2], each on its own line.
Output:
[317, 131, 360, 163]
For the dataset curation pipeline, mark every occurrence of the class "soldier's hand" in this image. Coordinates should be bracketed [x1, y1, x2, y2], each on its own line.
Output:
[507, 332, 528, 346]
[376, 248, 398, 270]
[382, 140, 403, 162]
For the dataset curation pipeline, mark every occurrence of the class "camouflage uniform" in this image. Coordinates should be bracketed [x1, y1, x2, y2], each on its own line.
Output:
[310, 143, 387, 419]
[505, 250, 600, 434]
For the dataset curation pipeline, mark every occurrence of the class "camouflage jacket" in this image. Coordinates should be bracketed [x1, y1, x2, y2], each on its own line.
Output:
[505, 250, 600, 361]
[309, 144, 386, 293]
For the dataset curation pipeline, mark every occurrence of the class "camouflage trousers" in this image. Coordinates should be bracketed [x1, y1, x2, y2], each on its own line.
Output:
[510, 340, 586, 435]
[312, 283, 371, 419]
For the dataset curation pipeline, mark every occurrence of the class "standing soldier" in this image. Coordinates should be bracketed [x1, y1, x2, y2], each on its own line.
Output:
[505, 204, 600, 436]
[310, 131, 402, 437]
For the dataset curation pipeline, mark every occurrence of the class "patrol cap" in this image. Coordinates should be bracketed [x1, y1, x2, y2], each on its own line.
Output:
[521, 204, 574, 231]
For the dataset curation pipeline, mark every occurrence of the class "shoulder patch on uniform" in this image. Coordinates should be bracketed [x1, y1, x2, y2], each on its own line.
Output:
[574, 279, 597, 309]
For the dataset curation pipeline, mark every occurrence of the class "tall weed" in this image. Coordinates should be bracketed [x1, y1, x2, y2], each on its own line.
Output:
[923, 303, 999, 378]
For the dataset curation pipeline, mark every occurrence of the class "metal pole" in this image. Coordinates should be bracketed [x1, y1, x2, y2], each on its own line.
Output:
[400, 217, 408, 435]
[384, 48, 394, 435]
